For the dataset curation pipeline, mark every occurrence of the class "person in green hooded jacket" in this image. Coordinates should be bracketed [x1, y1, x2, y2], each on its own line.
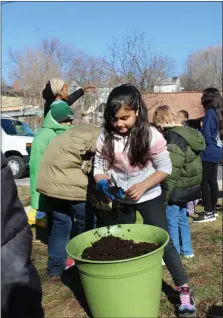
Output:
[29, 99, 74, 224]
[153, 106, 205, 263]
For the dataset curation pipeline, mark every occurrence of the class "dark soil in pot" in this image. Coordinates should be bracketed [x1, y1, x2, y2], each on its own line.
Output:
[82, 236, 159, 261]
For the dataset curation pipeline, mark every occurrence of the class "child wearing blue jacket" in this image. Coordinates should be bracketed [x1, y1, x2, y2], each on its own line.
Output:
[194, 88, 223, 223]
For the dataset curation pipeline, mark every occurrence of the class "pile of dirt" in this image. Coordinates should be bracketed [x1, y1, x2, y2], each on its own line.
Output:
[82, 236, 159, 261]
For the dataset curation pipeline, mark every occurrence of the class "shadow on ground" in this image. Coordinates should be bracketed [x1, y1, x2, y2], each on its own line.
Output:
[206, 305, 223, 318]
[162, 280, 179, 315]
[61, 266, 93, 318]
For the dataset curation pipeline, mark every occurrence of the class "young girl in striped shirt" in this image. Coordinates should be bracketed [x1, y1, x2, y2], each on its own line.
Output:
[94, 84, 196, 317]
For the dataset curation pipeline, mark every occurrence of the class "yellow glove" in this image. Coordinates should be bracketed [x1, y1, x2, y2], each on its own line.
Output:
[27, 208, 37, 225]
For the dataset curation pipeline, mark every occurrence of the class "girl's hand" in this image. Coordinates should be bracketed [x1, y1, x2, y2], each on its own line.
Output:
[126, 182, 147, 201]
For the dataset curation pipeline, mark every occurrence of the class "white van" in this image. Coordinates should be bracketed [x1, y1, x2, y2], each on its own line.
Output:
[1, 115, 35, 179]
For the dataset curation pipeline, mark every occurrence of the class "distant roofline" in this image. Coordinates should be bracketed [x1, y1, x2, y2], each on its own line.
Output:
[154, 83, 178, 86]
[154, 76, 179, 85]
[1, 85, 40, 97]
[142, 90, 222, 95]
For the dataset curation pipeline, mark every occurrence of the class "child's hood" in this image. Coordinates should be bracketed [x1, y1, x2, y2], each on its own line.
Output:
[168, 126, 206, 152]
[42, 111, 72, 132]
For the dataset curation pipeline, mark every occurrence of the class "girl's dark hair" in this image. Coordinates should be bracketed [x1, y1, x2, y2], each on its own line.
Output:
[201, 87, 223, 139]
[103, 84, 151, 168]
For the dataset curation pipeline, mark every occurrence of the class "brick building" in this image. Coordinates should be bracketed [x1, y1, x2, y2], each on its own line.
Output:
[143, 91, 205, 121]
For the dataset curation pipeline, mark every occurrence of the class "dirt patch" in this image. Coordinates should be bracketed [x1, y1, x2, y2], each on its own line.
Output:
[82, 236, 159, 261]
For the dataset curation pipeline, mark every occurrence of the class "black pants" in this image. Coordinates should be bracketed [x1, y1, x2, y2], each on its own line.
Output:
[96, 195, 188, 286]
[201, 162, 219, 212]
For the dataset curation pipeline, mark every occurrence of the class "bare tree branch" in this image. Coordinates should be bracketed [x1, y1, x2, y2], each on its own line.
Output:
[7, 38, 80, 108]
[106, 32, 175, 92]
[181, 45, 222, 91]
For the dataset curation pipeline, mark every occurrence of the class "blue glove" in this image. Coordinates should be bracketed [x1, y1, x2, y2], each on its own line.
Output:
[117, 188, 126, 199]
[96, 180, 115, 201]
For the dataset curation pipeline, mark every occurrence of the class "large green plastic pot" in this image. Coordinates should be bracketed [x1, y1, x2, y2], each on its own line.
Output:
[66, 224, 169, 318]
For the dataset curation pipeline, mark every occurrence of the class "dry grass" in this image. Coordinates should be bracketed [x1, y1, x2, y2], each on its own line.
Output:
[17, 185, 30, 207]
[160, 214, 222, 317]
[18, 186, 222, 317]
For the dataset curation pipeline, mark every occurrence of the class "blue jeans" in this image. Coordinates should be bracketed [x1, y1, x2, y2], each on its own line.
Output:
[47, 199, 86, 277]
[166, 205, 193, 256]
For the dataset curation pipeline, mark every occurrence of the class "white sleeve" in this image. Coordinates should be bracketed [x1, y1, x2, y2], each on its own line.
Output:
[149, 127, 172, 175]
[93, 131, 110, 176]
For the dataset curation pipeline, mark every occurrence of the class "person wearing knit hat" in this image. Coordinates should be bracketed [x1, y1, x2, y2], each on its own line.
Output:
[28, 101, 74, 231]
[42, 78, 97, 117]
[50, 100, 74, 123]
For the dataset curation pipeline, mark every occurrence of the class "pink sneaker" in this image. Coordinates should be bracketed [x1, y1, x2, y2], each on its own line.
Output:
[176, 286, 196, 317]
[65, 258, 75, 270]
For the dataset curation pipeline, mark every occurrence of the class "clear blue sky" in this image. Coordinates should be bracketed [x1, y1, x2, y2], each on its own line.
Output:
[2, 1, 222, 82]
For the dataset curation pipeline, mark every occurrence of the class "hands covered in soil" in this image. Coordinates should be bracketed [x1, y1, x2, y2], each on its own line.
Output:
[126, 182, 147, 201]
